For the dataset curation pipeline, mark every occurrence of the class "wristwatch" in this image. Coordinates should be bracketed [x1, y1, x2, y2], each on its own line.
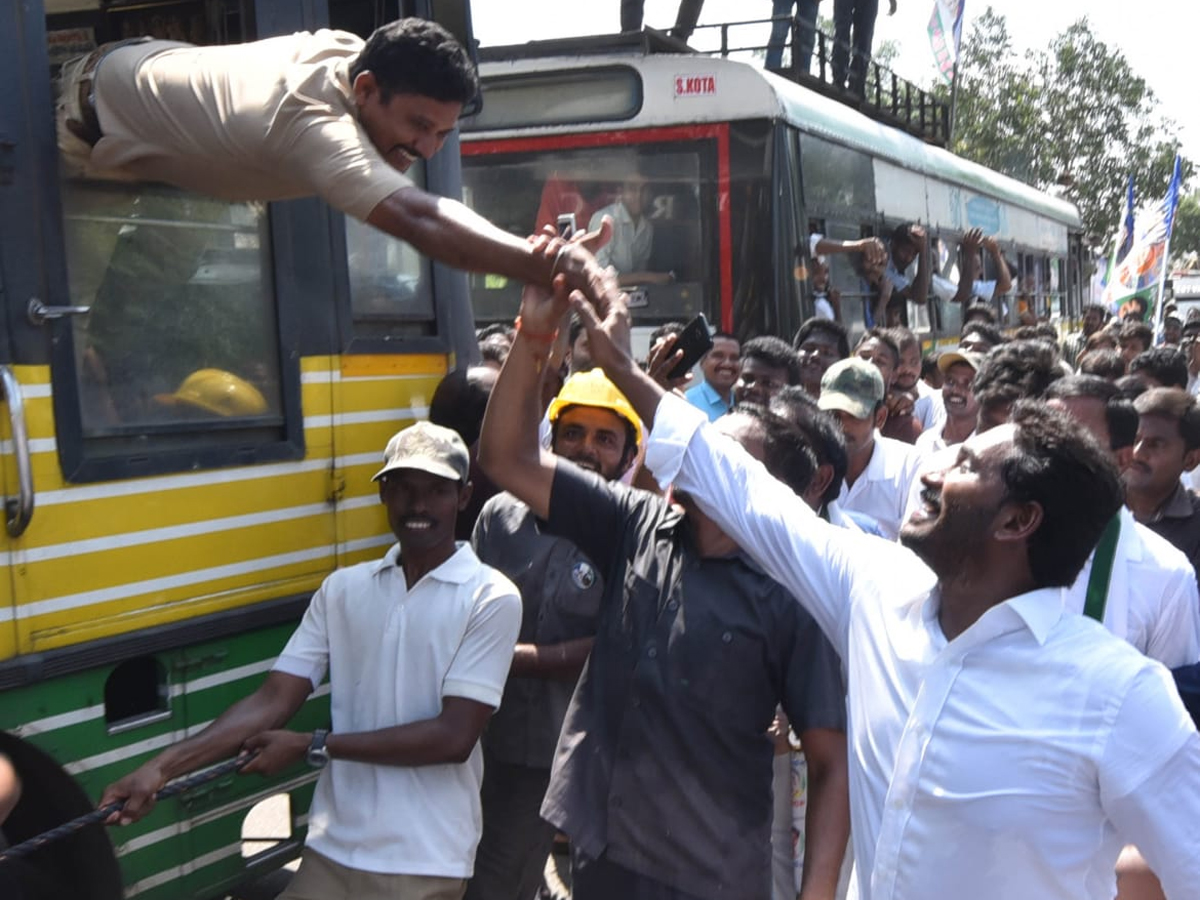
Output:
[306, 729, 331, 769]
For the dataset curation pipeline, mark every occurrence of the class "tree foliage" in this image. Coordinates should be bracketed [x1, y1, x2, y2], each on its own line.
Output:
[944, 8, 1192, 245]
[1172, 193, 1200, 263]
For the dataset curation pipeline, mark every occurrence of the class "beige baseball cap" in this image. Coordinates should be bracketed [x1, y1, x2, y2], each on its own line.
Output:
[937, 348, 985, 374]
[372, 421, 469, 483]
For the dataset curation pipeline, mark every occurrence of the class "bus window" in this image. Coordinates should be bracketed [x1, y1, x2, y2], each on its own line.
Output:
[461, 143, 716, 330]
[64, 183, 283, 438]
[344, 160, 435, 330]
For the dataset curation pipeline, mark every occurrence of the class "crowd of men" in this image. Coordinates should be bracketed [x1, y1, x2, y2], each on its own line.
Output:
[40, 12, 1199, 900]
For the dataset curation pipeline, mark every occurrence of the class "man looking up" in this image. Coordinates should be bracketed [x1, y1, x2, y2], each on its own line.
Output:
[685, 332, 741, 422]
[734, 336, 802, 406]
[477, 274, 850, 900]
[99, 422, 521, 899]
[57, 19, 609, 300]
[1126, 387, 1200, 584]
[793, 318, 850, 399]
[1045, 376, 1200, 669]
[467, 370, 641, 900]
[817, 358, 923, 540]
[564, 274, 1200, 900]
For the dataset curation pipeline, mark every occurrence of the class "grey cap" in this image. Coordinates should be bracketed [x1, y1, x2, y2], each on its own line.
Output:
[818, 358, 885, 420]
[372, 421, 469, 483]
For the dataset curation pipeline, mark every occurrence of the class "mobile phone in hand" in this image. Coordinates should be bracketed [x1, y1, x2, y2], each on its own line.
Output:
[665, 313, 714, 380]
[557, 213, 577, 240]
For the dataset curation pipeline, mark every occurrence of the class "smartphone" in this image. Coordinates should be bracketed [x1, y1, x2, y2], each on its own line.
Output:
[557, 213, 577, 240]
[665, 313, 714, 380]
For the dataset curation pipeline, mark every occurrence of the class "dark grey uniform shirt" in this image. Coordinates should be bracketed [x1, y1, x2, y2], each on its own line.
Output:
[540, 462, 846, 900]
[472, 491, 604, 769]
[1143, 482, 1200, 588]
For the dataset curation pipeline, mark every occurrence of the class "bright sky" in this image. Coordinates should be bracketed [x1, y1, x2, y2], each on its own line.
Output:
[473, 0, 1198, 177]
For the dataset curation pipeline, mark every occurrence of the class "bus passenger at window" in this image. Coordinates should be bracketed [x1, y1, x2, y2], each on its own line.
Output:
[930, 229, 1013, 308]
[809, 255, 842, 321]
[56, 19, 610, 304]
[588, 173, 673, 287]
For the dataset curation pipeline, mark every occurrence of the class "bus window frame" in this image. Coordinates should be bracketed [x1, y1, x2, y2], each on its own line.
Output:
[461, 123, 735, 332]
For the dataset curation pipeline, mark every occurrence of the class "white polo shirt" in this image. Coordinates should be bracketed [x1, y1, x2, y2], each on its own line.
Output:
[1064, 507, 1200, 668]
[837, 433, 924, 540]
[273, 542, 521, 877]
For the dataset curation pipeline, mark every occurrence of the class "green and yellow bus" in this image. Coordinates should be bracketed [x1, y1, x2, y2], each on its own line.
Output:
[1, 1, 476, 897]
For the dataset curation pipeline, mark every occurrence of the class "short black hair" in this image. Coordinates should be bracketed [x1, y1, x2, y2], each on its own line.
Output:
[963, 302, 998, 326]
[1082, 303, 1108, 319]
[1044, 375, 1137, 450]
[890, 222, 918, 251]
[711, 330, 740, 345]
[1077, 349, 1126, 380]
[726, 403, 816, 497]
[856, 327, 901, 371]
[1128, 347, 1189, 389]
[1118, 319, 1153, 351]
[960, 321, 1004, 350]
[649, 321, 689, 347]
[351, 18, 479, 104]
[770, 386, 848, 506]
[1114, 374, 1150, 402]
[792, 318, 850, 359]
[742, 336, 803, 385]
[476, 322, 513, 341]
[1135, 387, 1200, 452]
[973, 340, 1063, 410]
[429, 366, 494, 448]
[1003, 401, 1124, 588]
[886, 326, 920, 354]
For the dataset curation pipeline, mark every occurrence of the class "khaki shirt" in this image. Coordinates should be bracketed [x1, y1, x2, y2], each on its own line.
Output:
[89, 31, 412, 219]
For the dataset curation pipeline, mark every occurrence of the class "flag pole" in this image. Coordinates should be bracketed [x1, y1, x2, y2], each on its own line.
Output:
[1153, 155, 1183, 338]
[948, 59, 959, 144]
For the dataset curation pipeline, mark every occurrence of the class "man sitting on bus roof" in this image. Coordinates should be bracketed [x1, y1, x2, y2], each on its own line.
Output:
[99, 422, 522, 900]
[56, 18, 609, 301]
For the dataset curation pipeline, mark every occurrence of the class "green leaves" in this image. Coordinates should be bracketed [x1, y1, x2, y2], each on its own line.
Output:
[947, 8, 1193, 248]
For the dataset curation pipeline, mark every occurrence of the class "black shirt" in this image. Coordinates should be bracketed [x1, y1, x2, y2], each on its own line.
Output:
[541, 462, 845, 900]
[1142, 482, 1200, 588]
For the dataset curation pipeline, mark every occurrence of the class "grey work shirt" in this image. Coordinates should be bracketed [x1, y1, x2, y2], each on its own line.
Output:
[541, 462, 846, 900]
[1141, 481, 1200, 587]
[472, 491, 604, 769]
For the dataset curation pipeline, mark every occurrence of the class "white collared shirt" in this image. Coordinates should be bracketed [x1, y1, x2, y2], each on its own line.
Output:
[912, 379, 944, 432]
[589, 200, 653, 274]
[1064, 507, 1200, 667]
[274, 542, 521, 876]
[644, 393, 1200, 900]
[837, 433, 925, 540]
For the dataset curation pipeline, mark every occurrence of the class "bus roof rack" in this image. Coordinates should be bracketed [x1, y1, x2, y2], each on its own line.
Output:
[479, 21, 950, 148]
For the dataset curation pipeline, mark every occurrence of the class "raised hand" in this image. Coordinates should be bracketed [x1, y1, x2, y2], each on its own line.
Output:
[646, 332, 693, 393]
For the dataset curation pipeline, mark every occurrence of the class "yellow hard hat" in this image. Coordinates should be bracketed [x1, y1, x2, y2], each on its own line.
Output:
[547, 369, 643, 447]
[155, 368, 268, 417]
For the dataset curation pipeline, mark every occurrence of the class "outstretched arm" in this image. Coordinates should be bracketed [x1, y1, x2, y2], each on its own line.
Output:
[369, 188, 614, 300]
[98, 671, 312, 824]
[982, 235, 1013, 296]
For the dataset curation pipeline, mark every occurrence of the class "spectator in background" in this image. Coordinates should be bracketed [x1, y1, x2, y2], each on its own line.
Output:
[854, 328, 921, 444]
[477, 323, 514, 371]
[959, 321, 1005, 355]
[1085, 326, 1121, 356]
[588, 172, 672, 287]
[1161, 312, 1183, 347]
[1078, 349, 1128, 382]
[735, 336, 802, 406]
[962, 301, 999, 328]
[818, 358, 924, 539]
[1129, 347, 1189, 390]
[831, 0, 897, 95]
[794, 317, 850, 399]
[1062, 303, 1108, 368]
[1119, 320, 1154, 366]
[1181, 317, 1200, 396]
[1126, 387, 1200, 585]
[1046, 377, 1200, 670]
[685, 332, 742, 422]
[766, 0, 821, 73]
[808, 254, 842, 322]
[972, 339, 1063, 433]
[1115, 375, 1151, 403]
[890, 327, 941, 431]
[920, 355, 943, 392]
[431, 366, 502, 540]
[568, 318, 595, 375]
[930, 229, 1013, 307]
[915, 349, 981, 453]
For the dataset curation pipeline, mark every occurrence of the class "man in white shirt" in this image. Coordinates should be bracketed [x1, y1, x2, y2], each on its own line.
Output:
[818, 358, 924, 539]
[914, 349, 980, 454]
[100, 422, 522, 900]
[553, 273, 1200, 900]
[588, 173, 671, 287]
[1044, 376, 1200, 668]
